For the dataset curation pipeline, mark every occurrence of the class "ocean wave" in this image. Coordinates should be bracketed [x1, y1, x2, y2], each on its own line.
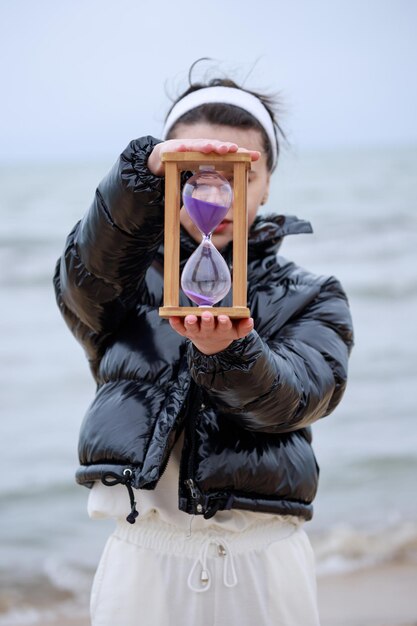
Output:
[0, 556, 91, 625]
[0, 574, 86, 625]
[309, 518, 417, 576]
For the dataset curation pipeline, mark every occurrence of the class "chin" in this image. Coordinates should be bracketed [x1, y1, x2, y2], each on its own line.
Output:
[212, 234, 233, 250]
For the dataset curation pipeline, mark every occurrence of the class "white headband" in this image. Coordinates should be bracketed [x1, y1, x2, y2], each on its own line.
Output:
[162, 86, 277, 168]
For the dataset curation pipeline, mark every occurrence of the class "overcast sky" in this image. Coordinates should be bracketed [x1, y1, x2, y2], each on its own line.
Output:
[0, 0, 416, 162]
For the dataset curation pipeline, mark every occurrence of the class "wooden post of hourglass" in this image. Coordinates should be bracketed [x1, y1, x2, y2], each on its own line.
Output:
[158, 151, 251, 319]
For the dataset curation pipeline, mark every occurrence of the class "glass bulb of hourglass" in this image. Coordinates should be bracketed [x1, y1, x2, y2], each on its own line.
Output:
[181, 167, 233, 307]
[183, 167, 233, 235]
[181, 237, 231, 306]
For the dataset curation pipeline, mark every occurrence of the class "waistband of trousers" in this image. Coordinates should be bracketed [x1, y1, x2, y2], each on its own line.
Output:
[112, 510, 304, 558]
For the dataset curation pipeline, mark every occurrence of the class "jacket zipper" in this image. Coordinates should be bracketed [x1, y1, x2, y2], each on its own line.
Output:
[184, 478, 204, 514]
[182, 382, 206, 514]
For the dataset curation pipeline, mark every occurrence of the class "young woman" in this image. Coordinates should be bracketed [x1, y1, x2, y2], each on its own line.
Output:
[54, 72, 353, 625]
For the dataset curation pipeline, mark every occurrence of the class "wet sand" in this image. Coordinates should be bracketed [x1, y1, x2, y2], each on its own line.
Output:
[318, 559, 417, 626]
[6, 559, 417, 626]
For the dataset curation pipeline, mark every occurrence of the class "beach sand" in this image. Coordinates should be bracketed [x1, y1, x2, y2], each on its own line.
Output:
[318, 559, 417, 626]
[5, 559, 417, 626]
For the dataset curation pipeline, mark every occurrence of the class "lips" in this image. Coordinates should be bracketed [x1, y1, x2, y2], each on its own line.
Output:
[213, 219, 232, 234]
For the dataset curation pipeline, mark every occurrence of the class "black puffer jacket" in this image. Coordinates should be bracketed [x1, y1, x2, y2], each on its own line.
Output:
[53, 136, 354, 523]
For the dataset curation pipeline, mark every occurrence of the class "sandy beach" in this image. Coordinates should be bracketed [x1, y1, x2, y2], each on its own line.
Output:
[5, 558, 416, 626]
[318, 559, 417, 626]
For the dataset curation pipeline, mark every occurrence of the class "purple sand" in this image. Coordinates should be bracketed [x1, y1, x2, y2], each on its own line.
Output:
[182, 289, 216, 307]
[183, 196, 230, 234]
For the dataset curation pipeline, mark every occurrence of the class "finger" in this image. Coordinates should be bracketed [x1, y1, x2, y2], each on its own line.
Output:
[190, 141, 217, 153]
[217, 142, 238, 153]
[200, 311, 215, 331]
[168, 316, 187, 336]
[202, 141, 233, 154]
[162, 140, 190, 153]
[200, 142, 216, 153]
[184, 315, 199, 334]
[217, 315, 233, 332]
[192, 140, 238, 154]
[237, 148, 261, 161]
[214, 144, 230, 155]
[236, 317, 254, 338]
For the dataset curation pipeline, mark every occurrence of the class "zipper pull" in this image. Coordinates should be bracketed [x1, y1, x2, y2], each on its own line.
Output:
[184, 479, 203, 513]
[185, 478, 198, 499]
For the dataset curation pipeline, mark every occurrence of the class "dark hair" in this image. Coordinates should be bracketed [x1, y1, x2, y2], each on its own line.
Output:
[164, 60, 287, 172]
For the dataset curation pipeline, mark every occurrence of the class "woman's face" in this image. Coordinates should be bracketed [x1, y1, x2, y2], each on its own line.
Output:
[170, 122, 271, 250]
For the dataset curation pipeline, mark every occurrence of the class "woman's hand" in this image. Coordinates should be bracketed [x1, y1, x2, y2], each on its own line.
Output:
[147, 139, 260, 177]
[169, 312, 254, 355]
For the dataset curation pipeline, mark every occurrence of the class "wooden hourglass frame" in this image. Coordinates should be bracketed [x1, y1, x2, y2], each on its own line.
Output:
[158, 151, 251, 319]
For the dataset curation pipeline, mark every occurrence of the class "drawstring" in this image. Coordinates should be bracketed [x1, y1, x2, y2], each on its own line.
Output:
[101, 469, 139, 524]
[125, 481, 139, 524]
[187, 538, 238, 593]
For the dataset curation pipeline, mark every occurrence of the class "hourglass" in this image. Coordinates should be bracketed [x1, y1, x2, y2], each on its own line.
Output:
[181, 166, 232, 307]
[159, 152, 251, 319]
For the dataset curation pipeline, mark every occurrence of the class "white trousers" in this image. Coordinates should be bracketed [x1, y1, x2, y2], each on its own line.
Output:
[90, 512, 321, 626]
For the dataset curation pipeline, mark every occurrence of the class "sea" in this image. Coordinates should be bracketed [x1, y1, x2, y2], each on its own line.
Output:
[1, 145, 416, 623]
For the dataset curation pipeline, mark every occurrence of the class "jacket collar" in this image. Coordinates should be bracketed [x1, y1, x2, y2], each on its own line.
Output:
[174, 213, 313, 265]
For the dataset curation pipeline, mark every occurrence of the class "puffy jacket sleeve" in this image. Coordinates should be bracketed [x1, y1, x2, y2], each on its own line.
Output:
[53, 136, 164, 373]
[187, 275, 354, 433]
